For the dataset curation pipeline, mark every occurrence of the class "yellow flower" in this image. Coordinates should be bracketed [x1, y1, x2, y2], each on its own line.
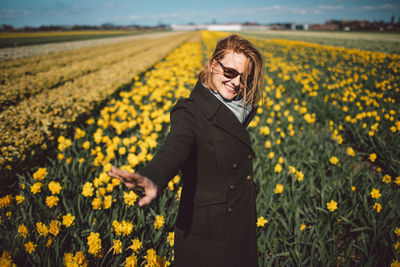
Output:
[62, 213, 75, 227]
[125, 253, 138, 267]
[46, 196, 59, 208]
[372, 203, 382, 213]
[369, 153, 377, 162]
[46, 237, 53, 247]
[268, 151, 274, 159]
[370, 188, 381, 199]
[326, 200, 338, 212]
[144, 249, 158, 266]
[395, 177, 400, 186]
[103, 195, 112, 209]
[82, 182, 94, 197]
[394, 241, 400, 252]
[167, 232, 174, 246]
[351, 186, 356, 191]
[265, 140, 271, 149]
[346, 147, 355, 157]
[33, 168, 47, 181]
[129, 238, 143, 253]
[30, 182, 43, 194]
[274, 163, 282, 173]
[49, 220, 61, 236]
[274, 184, 284, 194]
[113, 239, 122, 255]
[392, 260, 400, 267]
[257, 216, 268, 227]
[0, 195, 12, 208]
[113, 220, 134, 236]
[91, 198, 102, 210]
[48, 181, 62, 194]
[329, 156, 339, 165]
[83, 141, 90, 150]
[15, 195, 24, 205]
[382, 174, 391, 184]
[0, 251, 14, 266]
[18, 224, 28, 238]
[24, 241, 37, 254]
[87, 232, 102, 255]
[123, 191, 139, 206]
[36, 222, 48, 237]
[395, 227, 400, 237]
[154, 215, 165, 230]
[296, 171, 304, 182]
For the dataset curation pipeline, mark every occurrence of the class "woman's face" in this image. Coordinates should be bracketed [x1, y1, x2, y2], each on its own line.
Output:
[211, 51, 248, 100]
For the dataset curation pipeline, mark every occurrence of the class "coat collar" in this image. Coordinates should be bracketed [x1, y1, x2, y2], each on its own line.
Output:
[190, 81, 256, 152]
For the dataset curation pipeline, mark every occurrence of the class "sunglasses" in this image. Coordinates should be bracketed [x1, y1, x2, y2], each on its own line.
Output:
[216, 60, 243, 80]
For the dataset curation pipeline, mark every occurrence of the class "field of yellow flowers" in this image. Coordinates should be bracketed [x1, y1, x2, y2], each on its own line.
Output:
[0, 30, 399, 266]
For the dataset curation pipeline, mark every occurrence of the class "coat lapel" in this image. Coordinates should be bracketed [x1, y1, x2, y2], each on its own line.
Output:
[190, 81, 255, 152]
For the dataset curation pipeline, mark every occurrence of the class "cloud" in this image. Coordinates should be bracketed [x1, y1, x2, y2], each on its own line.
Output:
[359, 4, 398, 11]
[316, 5, 344, 11]
[0, 9, 21, 19]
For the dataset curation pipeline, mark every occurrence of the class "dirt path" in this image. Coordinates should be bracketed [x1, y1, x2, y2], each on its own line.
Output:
[0, 31, 184, 61]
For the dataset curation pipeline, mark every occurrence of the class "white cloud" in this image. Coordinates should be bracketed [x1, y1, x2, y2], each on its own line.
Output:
[0, 9, 21, 19]
[359, 4, 397, 11]
[316, 5, 345, 10]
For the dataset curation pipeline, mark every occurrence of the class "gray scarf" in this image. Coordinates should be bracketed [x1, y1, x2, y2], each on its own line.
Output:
[209, 89, 252, 125]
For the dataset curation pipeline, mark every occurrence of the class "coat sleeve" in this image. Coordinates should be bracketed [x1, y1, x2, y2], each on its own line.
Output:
[138, 99, 196, 195]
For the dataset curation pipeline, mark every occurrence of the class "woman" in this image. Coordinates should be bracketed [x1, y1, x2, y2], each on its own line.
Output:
[108, 34, 264, 267]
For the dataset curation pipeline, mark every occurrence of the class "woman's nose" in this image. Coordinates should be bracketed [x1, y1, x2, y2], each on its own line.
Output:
[231, 75, 241, 86]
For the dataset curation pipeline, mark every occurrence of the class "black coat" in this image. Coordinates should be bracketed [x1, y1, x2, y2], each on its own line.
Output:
[140, 81, 258, 267]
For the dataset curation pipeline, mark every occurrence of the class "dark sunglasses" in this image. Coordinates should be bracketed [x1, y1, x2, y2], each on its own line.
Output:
[216, 60, 243, 80]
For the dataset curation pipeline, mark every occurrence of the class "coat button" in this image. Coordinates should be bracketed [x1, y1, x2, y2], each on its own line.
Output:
[227, 207, 233, 213]
[229, 184, 235, 190]
[232, 163, 239, 169]
[248, 154, 253, 159]
[246, 175, 252, 180]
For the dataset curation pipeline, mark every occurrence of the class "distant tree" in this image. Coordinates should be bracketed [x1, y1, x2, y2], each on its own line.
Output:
[0, 24, 15, 31]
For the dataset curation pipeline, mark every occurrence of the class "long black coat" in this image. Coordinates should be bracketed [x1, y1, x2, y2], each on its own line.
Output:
[140, 81, 258, 267]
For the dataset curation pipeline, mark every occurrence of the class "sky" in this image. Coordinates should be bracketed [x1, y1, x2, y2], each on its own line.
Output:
[0, 0, 399, 28]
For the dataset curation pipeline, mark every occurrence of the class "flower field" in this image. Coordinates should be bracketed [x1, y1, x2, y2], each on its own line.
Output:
[0, 30, 399, 266]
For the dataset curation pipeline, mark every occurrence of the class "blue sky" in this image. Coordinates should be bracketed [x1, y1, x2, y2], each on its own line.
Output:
[1, 0, 399, 28]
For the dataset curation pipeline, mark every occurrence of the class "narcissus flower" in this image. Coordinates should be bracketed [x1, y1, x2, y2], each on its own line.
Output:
[129, 238, 143, 253]
[373, 203, 382, 213]
[329, 156, 339, 165]
[82, 182, 94, 197]
[123, 191, 138, 206]
[257, 216, 268, 227]
[167, 232, 174, 246]
[24, 241, 37, 254]
[369, 153, 377, 162]
[62, 213, 75, 227]
[18, 224, 28, 238]
[46, 196, 59, 208]
[36, 222, 48, 237]
[370, 188, 381, 199]
[154, 215, 165, 230]
[274, 184, 284, 194]
[112, 239, 122, 255]
[30, 182, 43, 194]
[33, 168, 47, 181]
[327, 200, 338, 212]
[87, 232, 102, 255]
[48, 181, 62, 194]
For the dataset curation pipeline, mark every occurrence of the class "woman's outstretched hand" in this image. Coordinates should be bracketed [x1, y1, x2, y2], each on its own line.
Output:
[108, 166, 158, 207]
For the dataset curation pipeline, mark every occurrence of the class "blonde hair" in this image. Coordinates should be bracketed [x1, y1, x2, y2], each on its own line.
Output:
[199, 34, 263, 107]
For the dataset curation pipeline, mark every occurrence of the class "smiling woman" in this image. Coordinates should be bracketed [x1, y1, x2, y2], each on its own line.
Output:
[109, 34, 264, 267]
